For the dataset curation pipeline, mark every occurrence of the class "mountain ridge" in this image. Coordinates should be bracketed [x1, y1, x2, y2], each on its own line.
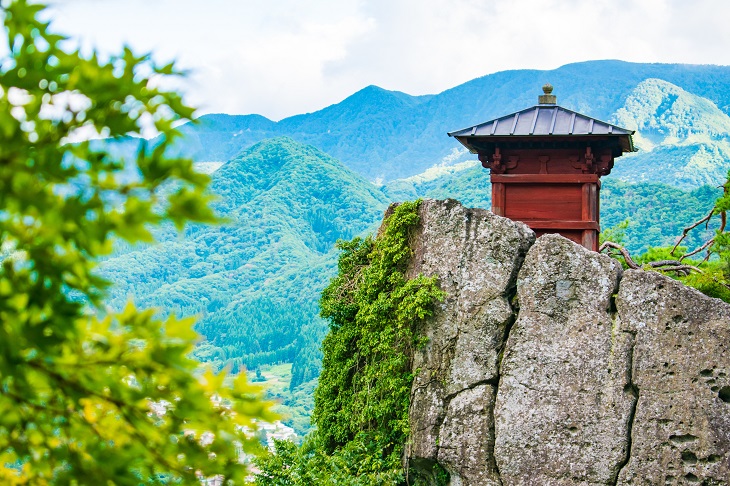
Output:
[101, 138, 389, 391]
[610, 78, 730, 188]
[159, 60, 730, 182]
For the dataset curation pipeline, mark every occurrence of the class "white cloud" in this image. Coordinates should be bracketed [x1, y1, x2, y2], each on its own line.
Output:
[189, 10, 375, 117]
[36, 0, 730, 119]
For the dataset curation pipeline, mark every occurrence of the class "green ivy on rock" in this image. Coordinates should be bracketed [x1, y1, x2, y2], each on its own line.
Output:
[256, 200, 446, 484]
[315, 200, 444, 455]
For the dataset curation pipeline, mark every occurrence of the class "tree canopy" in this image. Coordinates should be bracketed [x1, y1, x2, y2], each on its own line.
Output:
[0, 1, 272, 483]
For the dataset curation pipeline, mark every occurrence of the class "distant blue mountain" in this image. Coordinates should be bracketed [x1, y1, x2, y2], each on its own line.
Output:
[164, 60, 730, 182]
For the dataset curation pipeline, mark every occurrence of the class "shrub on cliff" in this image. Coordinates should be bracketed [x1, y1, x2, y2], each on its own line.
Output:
[256, 200, 446, 485]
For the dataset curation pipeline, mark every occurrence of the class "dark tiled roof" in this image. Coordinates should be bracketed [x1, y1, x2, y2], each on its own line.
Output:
[448, 104, 635, 153]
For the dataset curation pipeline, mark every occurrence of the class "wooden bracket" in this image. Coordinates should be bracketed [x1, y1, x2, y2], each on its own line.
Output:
[597, 154, 613, 176]
[538, 156, 550, 174]
[583, 146, 594, 173]
[480, 148, 518, 173]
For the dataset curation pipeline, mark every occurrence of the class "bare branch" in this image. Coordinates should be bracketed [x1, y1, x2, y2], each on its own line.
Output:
[646, 260, 685, 267]
[600, 242, 702, 276]
[681, 238, 714, 261]
[656, 265, 703, 275]
[671, 208, 714, 255]
[701, 250, 713, 264]
[599, 241, 639, 269]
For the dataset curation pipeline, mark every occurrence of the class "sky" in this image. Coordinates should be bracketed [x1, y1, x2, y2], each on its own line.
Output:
[43, 0, 730, 121]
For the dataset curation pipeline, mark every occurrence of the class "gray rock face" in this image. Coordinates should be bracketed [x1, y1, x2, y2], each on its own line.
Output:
[494, 234, 633, 485]
[616, 270, 730, 485]
[406, 199, 534, 485]
[403, 199, 730, 486]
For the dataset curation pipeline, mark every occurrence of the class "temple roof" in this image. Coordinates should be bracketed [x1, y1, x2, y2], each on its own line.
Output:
[448, 86, 635, 154]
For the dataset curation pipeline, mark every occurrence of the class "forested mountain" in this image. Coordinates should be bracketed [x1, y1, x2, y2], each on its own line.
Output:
[156, 60, 730, 182]
[610, 78, 730, 188]
[97, 61, 730, 434]
[100, 138, 389, 392]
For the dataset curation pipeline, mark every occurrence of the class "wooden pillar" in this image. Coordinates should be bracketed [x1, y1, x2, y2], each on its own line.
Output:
[581, 182, 598, 251]
[491, 181, 505, 217]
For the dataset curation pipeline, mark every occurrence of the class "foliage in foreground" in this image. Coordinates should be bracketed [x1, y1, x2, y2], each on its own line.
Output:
[601, 173, 730, 303]
[0, 1, 273, 483]
[255, 200, 446, 485]
[256, 436, 405, 486]
[634, 247, 730, 302]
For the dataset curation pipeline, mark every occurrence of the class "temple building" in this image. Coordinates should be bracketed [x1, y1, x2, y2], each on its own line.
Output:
[448, 85, 635, 251]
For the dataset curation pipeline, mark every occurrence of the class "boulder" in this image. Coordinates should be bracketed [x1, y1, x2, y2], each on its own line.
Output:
[616, 270, 730, 485]
[406, 199, 534, 485]
[494, 234, 634, 485]
[402, 200, 730, 485]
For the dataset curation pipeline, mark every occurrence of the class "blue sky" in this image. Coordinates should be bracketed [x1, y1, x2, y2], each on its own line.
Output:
[43, 0, 730, 120]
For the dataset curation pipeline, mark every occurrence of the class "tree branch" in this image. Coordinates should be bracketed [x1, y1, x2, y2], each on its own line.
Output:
[599, 241, 639, 269]
[680, 238, 714, 261]
[671, 208, 714, 255]
[600, 241, 702, 276]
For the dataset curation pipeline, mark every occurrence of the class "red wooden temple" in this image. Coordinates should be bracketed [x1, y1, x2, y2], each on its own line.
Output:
[448, 85, 635, 251]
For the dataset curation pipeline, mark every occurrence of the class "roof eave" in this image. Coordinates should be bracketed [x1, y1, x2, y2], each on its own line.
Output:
[448, 104, 635, 140]
[453, 132, 637, 155]
[449, 134, 479, 153]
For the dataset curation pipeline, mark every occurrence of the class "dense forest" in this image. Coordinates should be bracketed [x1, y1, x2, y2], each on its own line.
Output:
[101, 139, 388, 392]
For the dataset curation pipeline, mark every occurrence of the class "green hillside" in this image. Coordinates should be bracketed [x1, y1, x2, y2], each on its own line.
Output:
[100, 138, 389, 390]
[382, 161, 491, 209]
[611, 78, 730, 188]
[153, 61, 730, 182]
[600, 179, 719, 253]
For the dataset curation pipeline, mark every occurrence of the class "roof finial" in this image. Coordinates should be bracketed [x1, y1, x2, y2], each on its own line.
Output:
[539, 83, 556, 105]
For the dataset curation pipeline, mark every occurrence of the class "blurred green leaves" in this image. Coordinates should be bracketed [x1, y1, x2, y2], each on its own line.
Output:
[0, 0, 273, 483]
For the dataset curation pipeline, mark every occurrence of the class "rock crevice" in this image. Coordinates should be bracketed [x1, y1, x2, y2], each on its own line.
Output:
[404, 199, 730, 486]
[406, 199, 534, 485]
[611, 327, 638, 486]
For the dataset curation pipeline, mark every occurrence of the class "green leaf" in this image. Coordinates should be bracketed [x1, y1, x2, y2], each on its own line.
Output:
[0, 1, 273, 482]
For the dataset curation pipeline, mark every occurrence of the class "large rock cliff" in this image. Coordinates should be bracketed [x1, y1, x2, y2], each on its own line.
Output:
[405, 199, 730, 486]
